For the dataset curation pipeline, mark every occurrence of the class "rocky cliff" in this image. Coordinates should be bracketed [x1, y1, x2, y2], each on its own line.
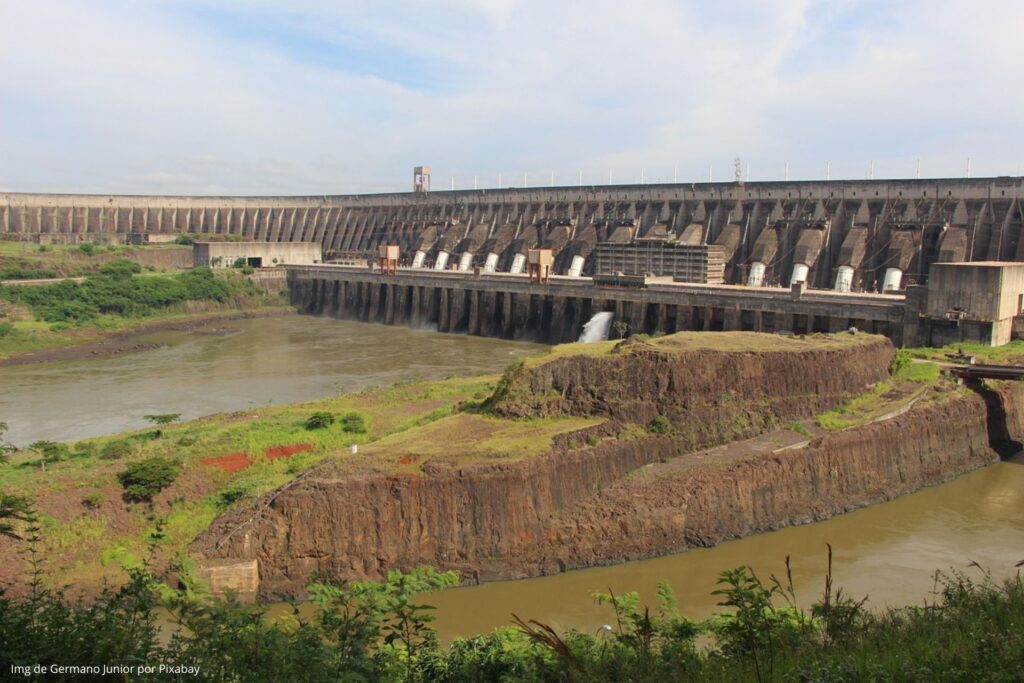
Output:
[194, 337, 1019, 600]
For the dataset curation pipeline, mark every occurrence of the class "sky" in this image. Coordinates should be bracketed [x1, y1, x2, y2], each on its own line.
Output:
[1, 0, 1022, 195]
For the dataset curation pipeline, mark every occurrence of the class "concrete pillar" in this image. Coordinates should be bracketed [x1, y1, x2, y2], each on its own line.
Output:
[675, 305, 693, 332]
[338, 281, 350, 318]
[384, 285, 396, 325]
[468, 289, 481, 335]
[438, 289, 451, 332]
[723, 308, 741, 331]
[410, 286, 422, 326]
[655, 304, 669, 334]
[753, 310, 765, 332]
[502, 293, 514, 338]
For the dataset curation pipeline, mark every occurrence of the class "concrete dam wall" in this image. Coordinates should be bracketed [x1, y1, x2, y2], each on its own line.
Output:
[5, 176, 1024, 291]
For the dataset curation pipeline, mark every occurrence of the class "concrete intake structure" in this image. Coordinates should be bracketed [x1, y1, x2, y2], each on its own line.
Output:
[6, 176, 1024, 292]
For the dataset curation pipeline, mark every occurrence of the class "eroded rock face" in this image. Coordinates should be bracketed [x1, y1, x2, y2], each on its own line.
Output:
[490, 338, 895, 440]
[193, 340, 1017, 600]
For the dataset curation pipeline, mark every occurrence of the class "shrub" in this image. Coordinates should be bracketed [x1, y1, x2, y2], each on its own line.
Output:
[79, 243, 95, 256]
[232, 257, 247, 268]
[40, 300, 96, 324]
[304, 411, 335, 430]
[240, 265, 255, 275]
[82, 492, 104, 510]
[117, 456, 181, 502]
[100, 439, 133, 460]
[98, 258, 142, 279]
[174, 234, 195, 245]
[648, 415, 672, 434]
[0, 322, 13, 338]
[72, 442, 97, 459]
[890, 348, 912, 376]
[341, 412, 367, 434]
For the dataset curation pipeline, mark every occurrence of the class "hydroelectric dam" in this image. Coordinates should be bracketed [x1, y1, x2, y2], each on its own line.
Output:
[6, 176, 1024, 346]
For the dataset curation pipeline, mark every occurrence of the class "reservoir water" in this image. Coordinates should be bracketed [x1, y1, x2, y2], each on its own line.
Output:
[3, 313, 1023, 642]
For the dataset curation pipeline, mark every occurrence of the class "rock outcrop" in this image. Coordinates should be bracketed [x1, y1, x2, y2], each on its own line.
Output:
[194, 337, 1019, 599]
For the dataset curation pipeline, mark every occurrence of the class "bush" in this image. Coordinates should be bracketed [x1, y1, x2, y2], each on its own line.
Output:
[341, 412, 367, 434]
[0, 322, 13, 338]
[117, 456, 181, 502]
[82, 492, 104, 509]
[174, 234, 195, 245]
[79, 243, 95, 256]
[648, 415, 672, 434]
[100, 439, 133, 460]
[232, 257, 247, 268]
[304, 412, 335, 430]
[240, 265, 255, 275]
[0, 267, 58, 280]
[98, 258, 141, 279]
[890, 348, 912, 376]
[40, 300, 96, 324]
[29, 440, 70, 463]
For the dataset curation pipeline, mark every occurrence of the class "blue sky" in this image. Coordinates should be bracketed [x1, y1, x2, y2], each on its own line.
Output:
[1, 0, 1021, 195]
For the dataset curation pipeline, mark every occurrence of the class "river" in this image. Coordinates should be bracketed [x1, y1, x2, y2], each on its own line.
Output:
[3, 314, 1023, 642]
[0, 314, 546, 445]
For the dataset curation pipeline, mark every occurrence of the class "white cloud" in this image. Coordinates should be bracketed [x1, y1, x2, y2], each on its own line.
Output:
[0, 0, 1021, 194]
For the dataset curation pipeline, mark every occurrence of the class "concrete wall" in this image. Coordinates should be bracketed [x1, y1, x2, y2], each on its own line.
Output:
[194, 241, 321, 268]
[5, 176, 1024, 292]
[926, 262, 1024, 321]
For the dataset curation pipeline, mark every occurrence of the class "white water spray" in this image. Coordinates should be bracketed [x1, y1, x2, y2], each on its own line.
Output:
[578, 312, 614, 343]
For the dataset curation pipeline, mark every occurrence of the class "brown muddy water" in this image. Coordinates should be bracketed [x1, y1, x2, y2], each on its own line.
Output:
[0, 314, 546, 445]
[414, 456, 1024, 642]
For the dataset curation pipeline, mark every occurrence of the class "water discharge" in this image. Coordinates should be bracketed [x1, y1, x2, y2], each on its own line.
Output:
[578, 311, 614, 342]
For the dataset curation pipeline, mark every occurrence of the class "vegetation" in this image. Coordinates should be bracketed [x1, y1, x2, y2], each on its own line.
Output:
[648, 415, 672, 434]
[117, 456, 182, 502]
[341, 411, 368, 434]
[0, 519, 1021, 683]
[305, 411, 336, 430]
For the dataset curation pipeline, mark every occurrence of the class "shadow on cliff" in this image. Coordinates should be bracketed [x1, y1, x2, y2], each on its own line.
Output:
[969, 380, 1024, 459]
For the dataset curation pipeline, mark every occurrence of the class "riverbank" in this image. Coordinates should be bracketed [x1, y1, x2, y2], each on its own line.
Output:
[0, 265, 290, 364]
[0, 306, 292, 366]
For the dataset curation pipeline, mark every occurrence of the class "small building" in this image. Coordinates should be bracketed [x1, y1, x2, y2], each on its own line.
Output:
[923, 261, 1024, 346]
[193, 241, 321, 269]
[594, 241, 725, 284]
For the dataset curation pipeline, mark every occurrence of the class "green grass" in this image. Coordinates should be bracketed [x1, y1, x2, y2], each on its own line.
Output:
[896, 360, 940, 382]
[908, 339, 1024, 365]
[0, 373, 507, 591]
[525, 330, 886, 369]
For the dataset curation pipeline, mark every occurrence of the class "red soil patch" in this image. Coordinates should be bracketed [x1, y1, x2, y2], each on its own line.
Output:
[265, 443, 314, 460]
[398, 454, 419, 465]
[201, 452, 252, 473]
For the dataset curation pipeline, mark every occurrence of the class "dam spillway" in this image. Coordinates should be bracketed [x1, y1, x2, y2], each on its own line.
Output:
[288, 265, 909, 344]
[5, 176, 1024, 293]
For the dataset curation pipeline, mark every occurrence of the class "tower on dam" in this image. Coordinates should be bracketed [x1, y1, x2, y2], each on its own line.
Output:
[4, 176, 1024, 294]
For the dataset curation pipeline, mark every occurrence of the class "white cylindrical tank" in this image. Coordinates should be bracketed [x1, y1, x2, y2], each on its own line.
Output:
[412, 250, 426, 269]
[747, 261, 766, 287]
[458, 252, 473, 271]
[510, 253, 526, 274]
[834, 265, 854, 293]
[567, 255, 586, 277]
[882, 267, 903, 292]
[433, 251, 450, 270]
[483, 253, 499, 273]
[789, 263, 809, 287]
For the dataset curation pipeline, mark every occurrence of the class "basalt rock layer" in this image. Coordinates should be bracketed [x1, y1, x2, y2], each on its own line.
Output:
[194, 338, 1017, 599]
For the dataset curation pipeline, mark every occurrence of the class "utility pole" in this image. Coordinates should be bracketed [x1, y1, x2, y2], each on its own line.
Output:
[673, 166, 678, 183]
[784, 162, 789, 181]
[640, 168, 645, 184]
[826, 161, 831, 181]
[498, 173, 502, 188]
[708, 164, 713, 182]
[578, 169, 583, 187]
[966, 157, 972, 178]
[609, 168, 613, 184]
[550, 170, 555, 187]
[915, 158, 921, 179]
[869, 160, 874, 180]
[473, 175, 478, 190]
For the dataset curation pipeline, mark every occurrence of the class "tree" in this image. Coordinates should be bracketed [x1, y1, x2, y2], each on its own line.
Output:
[613, 320, 631, 339]
[98, 258, 142, 279]
[118, 456, 182, 502]
[0, 493, 34, 539]
[304, 412, 335, 430]
[28, 440, 69, 463]
[0, 422, 16, 464]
